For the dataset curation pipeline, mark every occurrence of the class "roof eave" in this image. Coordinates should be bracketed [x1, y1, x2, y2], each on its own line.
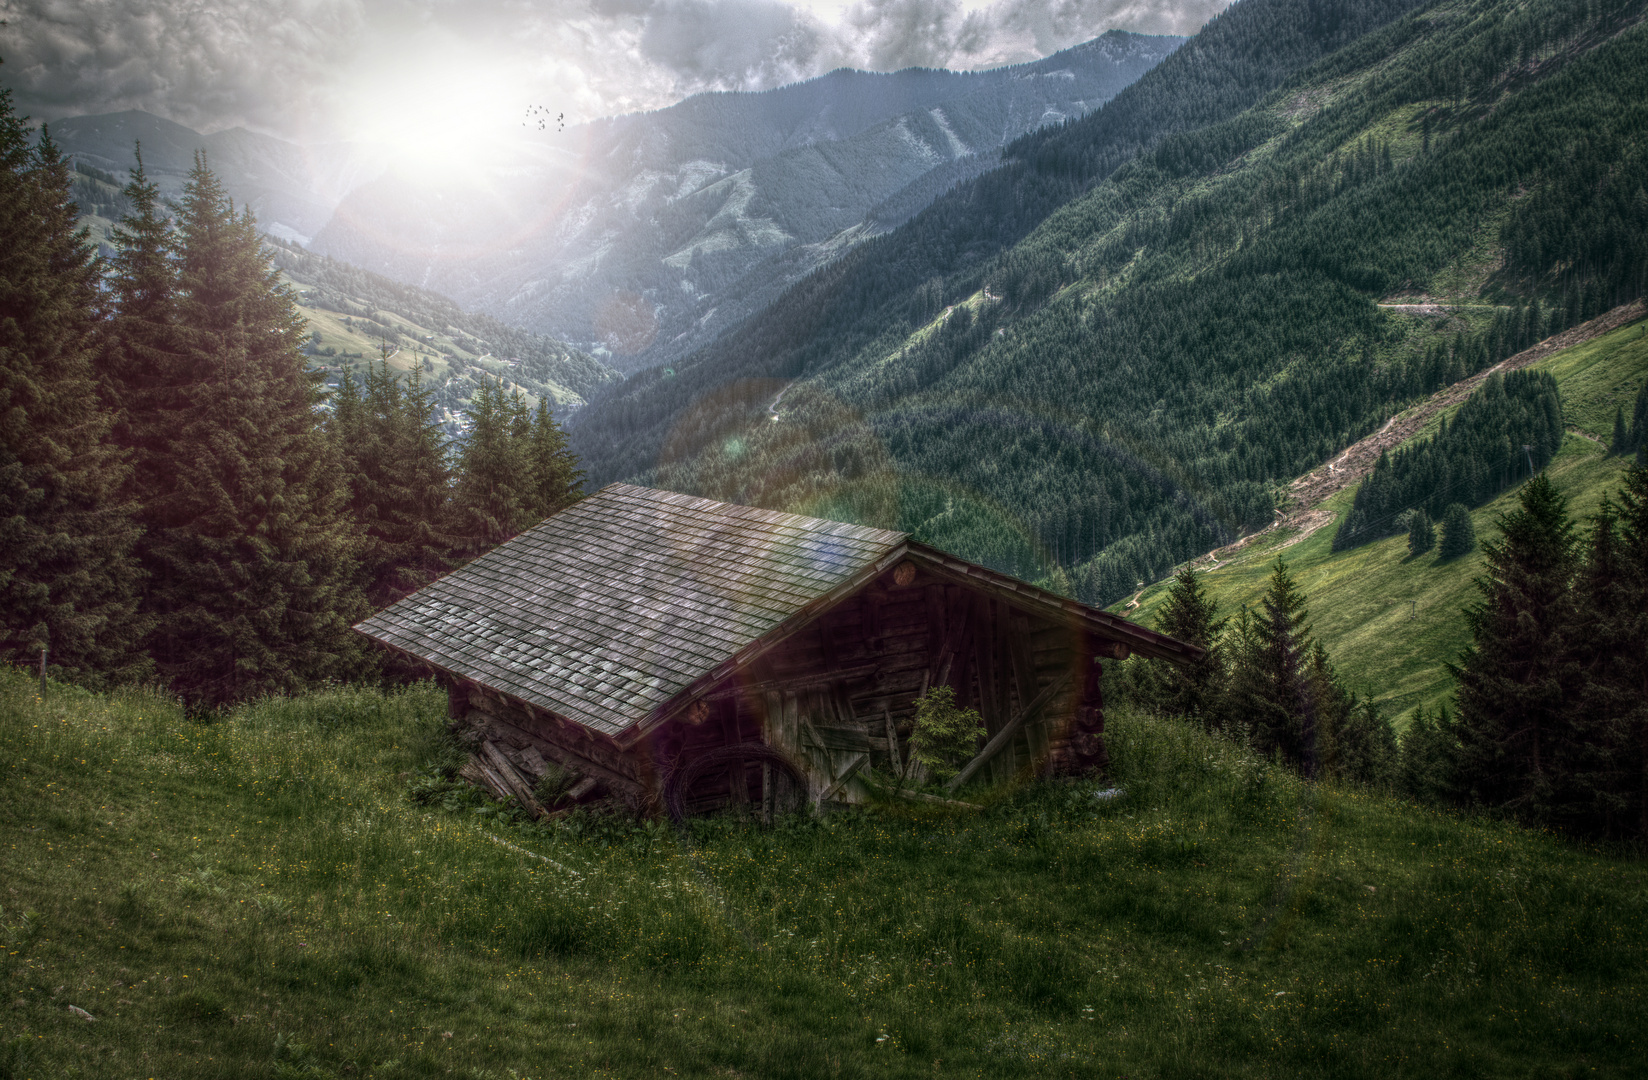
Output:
[902, 543, 1206, 664]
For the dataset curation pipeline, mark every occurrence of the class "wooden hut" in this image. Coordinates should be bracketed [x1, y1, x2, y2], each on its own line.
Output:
[354, 484, 1203, 819]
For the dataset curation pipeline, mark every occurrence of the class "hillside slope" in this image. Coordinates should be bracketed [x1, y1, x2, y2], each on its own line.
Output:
[265, 239, 620, 424]
[61, 160, 620, 426]
[3, 674, 1644, 1078]
[570, 0, 1648, 614]
[52, 110, 379, 244]
[1123, 307, 1648, 720]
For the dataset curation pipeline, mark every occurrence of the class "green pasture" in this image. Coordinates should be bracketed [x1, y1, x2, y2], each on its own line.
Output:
[2, 674, 1642, 1078]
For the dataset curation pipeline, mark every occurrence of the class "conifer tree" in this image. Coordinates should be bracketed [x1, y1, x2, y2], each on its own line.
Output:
[1574, 465, 1648, 838]
[1136, 566, 1227, 725]
[523, 398, 583, 522]
[1629, 382, 1648, 458]
[132, 153, 363, 706]
[1612, 405, 1631, 456]
[1439, 503, 1476, 559]
[1228, 558, 1318, 776]
[452, 376, 533, 552]
[1406, 508, 1435, 556]
[331, 353, 454, 608]
[1306, 641, 1396, 786]
[1450, 475, 1583, 822]
[1398, 704, 1458, 805]
[0, 99, 146, 683]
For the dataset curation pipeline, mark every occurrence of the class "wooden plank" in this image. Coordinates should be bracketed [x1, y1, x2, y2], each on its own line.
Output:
[481, 740, 548, 818]
[703, 664, 881, 700]
[947, 670, 1073, 791]
[803, 725, 876, 753]
[819, 752, 868, 803]
[928, 585, 971, 688]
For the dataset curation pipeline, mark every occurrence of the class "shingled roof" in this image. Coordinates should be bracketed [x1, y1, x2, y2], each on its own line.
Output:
[354, 484, 908, 736]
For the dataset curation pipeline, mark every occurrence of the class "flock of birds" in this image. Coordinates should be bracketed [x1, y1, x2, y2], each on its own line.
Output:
[524, 106, 565, 132]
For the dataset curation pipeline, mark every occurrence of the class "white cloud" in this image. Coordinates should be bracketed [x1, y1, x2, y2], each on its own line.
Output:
[0, 0, 1228, 139]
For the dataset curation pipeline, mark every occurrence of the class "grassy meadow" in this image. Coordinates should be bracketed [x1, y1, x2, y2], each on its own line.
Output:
[2, 671, 1644, 1079]
[1123, 316, 1648, 723]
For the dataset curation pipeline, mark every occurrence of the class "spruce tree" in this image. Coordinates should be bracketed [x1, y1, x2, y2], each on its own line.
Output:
[1578, 465, 1648, 838]
[524, 398, 584, 522]
[1398, 704, 1459, 805]
[1306, 641, 1396, 787]
[1439, 503, 1476, 559]
[452, 376, 532, 552]
[331, 354, 454, 608]
[0, 100, 146, 683]
[1228, 558, 1318, 776]
[1612, 406, 1631, 456]
[134, 153, 363, 706]
[1450, 475, 1583, 822]
[1407, 508, 1435, 556]
[1137, 566, 1226, 725]
[1629, 382, 1648, 457]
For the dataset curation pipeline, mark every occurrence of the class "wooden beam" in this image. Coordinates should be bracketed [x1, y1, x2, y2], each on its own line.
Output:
[891, 788, 982, 810]
[947, 670, 1073, 791]
[1008, 614, 1051, 767]
[901, 543, 1205, 664]
[884, 707, 902, 779]
[699, 663, 882, 701]
[928, 585, 972, 688]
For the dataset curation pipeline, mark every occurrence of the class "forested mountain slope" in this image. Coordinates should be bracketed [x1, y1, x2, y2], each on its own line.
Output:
[52, 110, 377, 244]
[66, 160, 619, 424]
[569, 0, 1435, 474]
[572, 0, 1648, 609]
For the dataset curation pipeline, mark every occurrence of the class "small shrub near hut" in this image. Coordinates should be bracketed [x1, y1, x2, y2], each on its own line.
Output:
[906, 684, 986, 782]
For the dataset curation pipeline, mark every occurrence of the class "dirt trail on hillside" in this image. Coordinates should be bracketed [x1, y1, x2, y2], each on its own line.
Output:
[1191, 298, 1645, 570]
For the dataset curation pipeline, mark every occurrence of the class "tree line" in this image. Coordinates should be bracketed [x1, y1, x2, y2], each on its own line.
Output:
[0, 92, 582, 707]
[1127, 464, 1648, 842]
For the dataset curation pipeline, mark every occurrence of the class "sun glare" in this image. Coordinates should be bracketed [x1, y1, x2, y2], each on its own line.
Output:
[341, 57, 522, 185]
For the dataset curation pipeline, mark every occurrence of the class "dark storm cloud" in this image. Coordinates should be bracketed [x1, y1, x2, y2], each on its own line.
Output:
[0, 0, 367, 133]
[0, 0, 1229, 136]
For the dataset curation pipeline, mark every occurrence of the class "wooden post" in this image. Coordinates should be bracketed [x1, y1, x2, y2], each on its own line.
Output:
[38, 644, 48, 698]
[762, 761, 774, 825]
[884, 707, 902, 780]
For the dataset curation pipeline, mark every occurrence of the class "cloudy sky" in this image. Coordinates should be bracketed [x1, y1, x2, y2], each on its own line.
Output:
[1, 0, 1229, 145]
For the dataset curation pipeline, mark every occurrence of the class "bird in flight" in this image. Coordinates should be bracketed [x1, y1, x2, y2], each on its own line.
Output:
[525, 106, 564, 132]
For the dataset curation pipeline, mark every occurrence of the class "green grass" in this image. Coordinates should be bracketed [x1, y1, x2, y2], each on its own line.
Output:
[3, 673, 1644, 1078]
[1122, 316, 1648, 723]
